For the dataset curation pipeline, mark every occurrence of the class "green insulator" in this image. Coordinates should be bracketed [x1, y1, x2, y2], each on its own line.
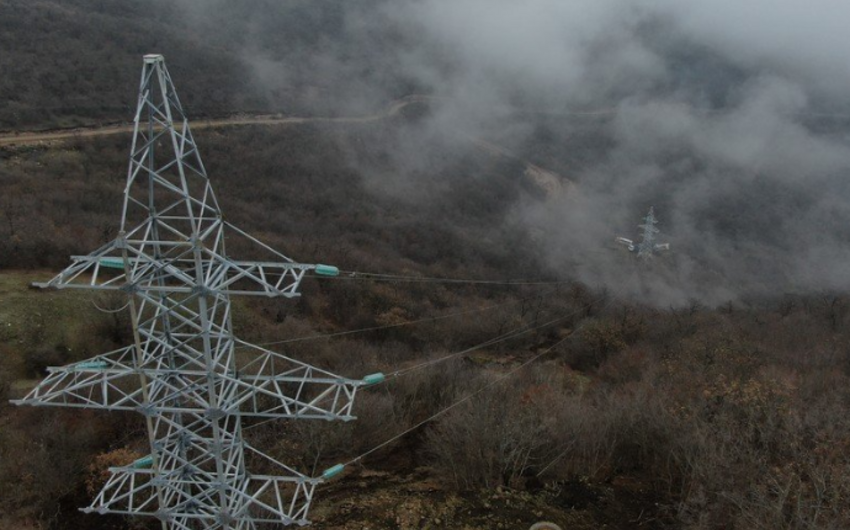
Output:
[76, 360, 109, 370]
[322, 464, 345, 480]
[314, 264, 340, 277]
[132, 456, 154, 469]
[362, 373, 386, 386]
[99, 257, 125, 270]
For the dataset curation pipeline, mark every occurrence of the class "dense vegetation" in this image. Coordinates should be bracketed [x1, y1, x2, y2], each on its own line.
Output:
[0, 0, 414, 130]
[3, 2, 850, 529]
[2, 116, 850, 529]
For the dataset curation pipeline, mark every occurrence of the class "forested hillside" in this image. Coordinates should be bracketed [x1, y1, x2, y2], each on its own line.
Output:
[0, 0, 414, 130]
[4, 1, 850, 529]
[3, 113, 850, 530]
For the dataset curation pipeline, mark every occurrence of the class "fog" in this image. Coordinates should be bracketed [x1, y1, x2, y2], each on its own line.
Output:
[178, 0, 850, 306]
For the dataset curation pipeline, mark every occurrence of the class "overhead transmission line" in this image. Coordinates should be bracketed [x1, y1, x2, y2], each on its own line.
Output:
[306, 269, 571, 286]
[385, 303, 594, 380]
[224, 220, 568, 288]
[536, 440, 576, 478]
[341, 336, 574, 466]
[332, 293, 617, 472]
[243, 292, 615, 468]
[85, 265, 568, 320]
[241, 293, 586, 433]
[247, 289, 556, 348]
[89, 297, 131, 314]
[84, 255, 574, 357]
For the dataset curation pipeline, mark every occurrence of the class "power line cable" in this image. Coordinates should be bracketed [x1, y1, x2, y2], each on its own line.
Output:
[337, 293, 616, 470]
[245, 292, 617, 478]
[90, 297, 131, 314]
[245, 289, 556, 349]
[536, 442, 575, 478]
[309, 270, 570, 286]
[385, 303, 594, 381]
[339, 335, 575, 466]
[242, 296, 591, 434]
[334, 299, 614, 467]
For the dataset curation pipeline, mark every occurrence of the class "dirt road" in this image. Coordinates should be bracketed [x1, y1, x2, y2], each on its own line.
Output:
[0, 94, 573, 198]
[0, 95, 435, 148]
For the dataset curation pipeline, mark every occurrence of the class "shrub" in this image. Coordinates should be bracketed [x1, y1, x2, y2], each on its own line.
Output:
[23, 344, 69, 377]
[86, 448, 144, 497]
[425, 378, 550, 489]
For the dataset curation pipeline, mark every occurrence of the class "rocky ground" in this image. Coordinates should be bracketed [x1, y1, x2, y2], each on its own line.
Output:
[312, 466, 667, 530]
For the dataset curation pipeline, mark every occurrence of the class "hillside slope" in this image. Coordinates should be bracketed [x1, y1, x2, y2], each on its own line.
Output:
[0, 0, 412, 130]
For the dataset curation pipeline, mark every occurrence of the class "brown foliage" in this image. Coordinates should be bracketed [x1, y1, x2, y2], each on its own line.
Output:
[425, 376, 551, 489]
[85, 448, 143, 497]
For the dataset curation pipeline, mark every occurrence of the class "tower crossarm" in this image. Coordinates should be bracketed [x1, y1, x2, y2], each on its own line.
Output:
[226, 342, 362, 420]
[14, 344, 365, 420]
[32, 248, 331, 298]
[32, 217, 338, 297]
[11, 347, 145, 410]
[17, 54, 356, 528]
[87, 452, 320, 526]
[201, 258, 315, 298]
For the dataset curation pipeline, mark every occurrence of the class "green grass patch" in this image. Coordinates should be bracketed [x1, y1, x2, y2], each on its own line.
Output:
[0, 270, 125, 379]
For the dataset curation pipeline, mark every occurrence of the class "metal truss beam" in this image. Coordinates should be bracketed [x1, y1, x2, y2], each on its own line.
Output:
[616, 206, 670, 259]
[14, 54, 357, 528]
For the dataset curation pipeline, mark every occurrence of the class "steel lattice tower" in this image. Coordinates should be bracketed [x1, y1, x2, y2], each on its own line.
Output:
[13, 54, 370, 529]
[635, 207, 661, 259]
[616, 207, 670, 259]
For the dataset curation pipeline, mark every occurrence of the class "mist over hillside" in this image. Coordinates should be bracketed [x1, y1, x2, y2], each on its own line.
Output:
[3, 0, 850, 306]
[7, 3, 850, 530]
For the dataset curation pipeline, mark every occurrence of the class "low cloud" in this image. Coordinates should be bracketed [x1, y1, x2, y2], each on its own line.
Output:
[177, 0, 850, 305]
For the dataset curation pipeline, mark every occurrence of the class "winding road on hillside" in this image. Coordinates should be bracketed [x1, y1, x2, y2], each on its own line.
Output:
[0, 95, 434, 147]
[0, 95, 576, 198]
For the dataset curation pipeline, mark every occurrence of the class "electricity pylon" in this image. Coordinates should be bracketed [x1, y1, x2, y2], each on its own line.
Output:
[616, 206, 670, 259]
[13, 54, 370, 529]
